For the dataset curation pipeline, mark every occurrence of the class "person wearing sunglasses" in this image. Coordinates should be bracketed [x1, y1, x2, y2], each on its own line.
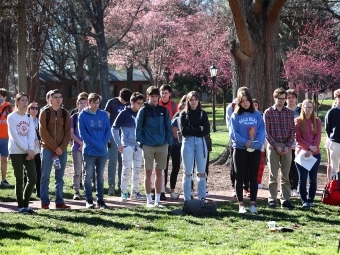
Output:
[23, 102, 41, 198]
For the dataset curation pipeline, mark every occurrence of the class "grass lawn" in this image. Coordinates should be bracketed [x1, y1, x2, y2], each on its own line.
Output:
[1, 101, 338, 254]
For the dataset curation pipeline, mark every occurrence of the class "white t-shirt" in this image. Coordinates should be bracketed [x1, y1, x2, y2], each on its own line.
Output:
[7, 112, 35, 154]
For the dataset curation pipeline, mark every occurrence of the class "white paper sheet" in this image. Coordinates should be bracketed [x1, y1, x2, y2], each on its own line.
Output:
[294, 150, 317, 171]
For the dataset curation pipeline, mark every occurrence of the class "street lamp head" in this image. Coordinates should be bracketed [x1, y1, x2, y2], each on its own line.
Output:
[210, 63, 218, 77]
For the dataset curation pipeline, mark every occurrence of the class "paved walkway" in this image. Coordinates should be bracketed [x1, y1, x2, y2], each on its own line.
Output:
[0, 188, 324, 213]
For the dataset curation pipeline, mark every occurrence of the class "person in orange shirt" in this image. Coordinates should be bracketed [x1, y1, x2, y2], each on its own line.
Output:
[158, 84, 178, 199]
[0, 88, 12, 187]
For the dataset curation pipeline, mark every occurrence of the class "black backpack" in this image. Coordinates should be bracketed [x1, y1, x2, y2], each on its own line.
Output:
[182, 199, 217, 216]
[43, 107, 67, 127]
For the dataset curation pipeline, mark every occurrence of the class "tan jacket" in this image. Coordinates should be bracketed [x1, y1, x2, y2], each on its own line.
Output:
[39, 106, 71, 152]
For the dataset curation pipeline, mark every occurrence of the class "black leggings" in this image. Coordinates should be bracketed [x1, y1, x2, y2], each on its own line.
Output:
[233, 148, 261, 202]
[289, 150, 298, 190]
[170, 145, 181, 189]
[229, 144, 249, 190]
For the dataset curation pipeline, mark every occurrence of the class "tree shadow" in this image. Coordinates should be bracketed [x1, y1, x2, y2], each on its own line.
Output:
[0, 222, 41, 242]
[37, 210, 164, 232]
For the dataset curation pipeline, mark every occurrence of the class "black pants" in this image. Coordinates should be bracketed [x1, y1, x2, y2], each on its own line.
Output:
[289, 150, 299, 190]
[170, 145, 181, 189]
[24, 154, 41, 197]
[164, 145, 171, 187]
[229, 144, 249, 190]
[233, 148, 261, 202]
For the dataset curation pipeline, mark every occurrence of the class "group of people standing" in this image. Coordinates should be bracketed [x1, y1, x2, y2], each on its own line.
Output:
[227, 87, 323, 213]
[1, 83, 212, 213]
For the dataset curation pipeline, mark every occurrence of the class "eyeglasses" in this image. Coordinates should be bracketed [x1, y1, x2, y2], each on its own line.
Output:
[276, 97, 286, 100]
[30, 107, 39, 110]
[52, 96, 63, 99]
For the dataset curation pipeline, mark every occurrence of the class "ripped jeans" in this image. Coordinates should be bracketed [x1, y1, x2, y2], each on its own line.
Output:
[181, 136, 207, 201]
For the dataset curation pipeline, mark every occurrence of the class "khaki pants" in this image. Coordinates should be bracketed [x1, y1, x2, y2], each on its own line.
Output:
[267, 143, 292, 202]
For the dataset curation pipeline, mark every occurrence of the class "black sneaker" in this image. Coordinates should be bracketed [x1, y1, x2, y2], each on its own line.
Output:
[25, 207, 37, 214]
[160, 192, 167, 201]
[281, 200, 295, 210]
[268, 200, 277, 208]
[97, 199, 108, 209]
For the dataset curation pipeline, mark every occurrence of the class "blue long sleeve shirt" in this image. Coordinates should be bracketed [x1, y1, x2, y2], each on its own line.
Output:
[229, 110, 265, 150]
[112, 107, 138, 147]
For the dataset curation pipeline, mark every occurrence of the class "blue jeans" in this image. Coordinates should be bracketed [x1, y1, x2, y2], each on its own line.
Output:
[295, 153, 320, 204]
[108, 135, 122, 188]
[84, 154, 107, 201]
[181, 136, 207, 200]
[40, 148, 67, 205]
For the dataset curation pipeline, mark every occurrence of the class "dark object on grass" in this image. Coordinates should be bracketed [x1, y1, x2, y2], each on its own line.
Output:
[276, 227, 294, 232]
[182, 199, 217, 216]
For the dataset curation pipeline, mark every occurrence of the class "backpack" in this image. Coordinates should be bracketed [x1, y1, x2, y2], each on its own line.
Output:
[44, 107, 67, 127]
[0, 105, 11, 119]
[182, 199, 217, 216]
[321, 179, 340, 206]
[170, 101, 176, 116]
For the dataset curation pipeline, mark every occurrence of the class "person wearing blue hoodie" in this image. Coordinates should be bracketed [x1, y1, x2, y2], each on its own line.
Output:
[230, 90, 265, 214]
[78, 93, 111, 209]
[136, 86, 172, 207]
[112, 92, 146, 202]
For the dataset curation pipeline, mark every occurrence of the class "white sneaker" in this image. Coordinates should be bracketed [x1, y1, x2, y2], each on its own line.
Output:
[239, 206, 247, 214]
[258, 183, 264, 189]
[154, 202, 165, 208]
[170, 192, 180, 200]
[249, 205, 258, 214]
[291, 189, 299, 197]
[146, 202, 155, 208]
[130, 192, 146, 201]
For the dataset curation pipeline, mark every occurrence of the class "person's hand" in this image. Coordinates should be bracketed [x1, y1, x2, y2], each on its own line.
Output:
[282, 147, 289, 155]
[26, 149, 35, 159]
[55, 147, 63, 156]
[78, 144, 83, 151]
[305, 151, 312, 157]
[276, 147, 285, 155]
[200, 126, 203, 131]
[118, 145, 124, 153]
[246, 140, 252, 148]
[309, 145, 317, 153]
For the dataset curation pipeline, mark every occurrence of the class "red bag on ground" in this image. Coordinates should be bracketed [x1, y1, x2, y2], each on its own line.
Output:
[322, 180, 340, 206]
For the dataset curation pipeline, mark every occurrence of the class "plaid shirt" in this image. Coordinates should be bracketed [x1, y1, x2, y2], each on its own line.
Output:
[264, 105, 295, 149]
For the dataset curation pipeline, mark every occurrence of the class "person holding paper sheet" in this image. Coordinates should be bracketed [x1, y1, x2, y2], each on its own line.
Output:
[295, 99, 321, 209]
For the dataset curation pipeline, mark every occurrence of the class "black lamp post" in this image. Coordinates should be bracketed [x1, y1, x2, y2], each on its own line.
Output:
[210, 63, 218, 132]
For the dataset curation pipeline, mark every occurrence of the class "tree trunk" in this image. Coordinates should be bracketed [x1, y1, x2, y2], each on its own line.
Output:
[126, 64, 133, 91]
[17, 0, 26, 93]
[97, 38, 110, 107]
[228, 0, 287, 111]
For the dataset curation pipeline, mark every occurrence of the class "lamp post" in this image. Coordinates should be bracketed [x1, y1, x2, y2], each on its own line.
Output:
[210, 64, 218, 132]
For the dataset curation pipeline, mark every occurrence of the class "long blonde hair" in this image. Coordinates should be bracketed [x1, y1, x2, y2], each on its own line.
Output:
[296, 99, 318, 134]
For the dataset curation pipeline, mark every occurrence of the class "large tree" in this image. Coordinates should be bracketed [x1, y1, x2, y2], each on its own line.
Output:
[227, 0, 288, 111]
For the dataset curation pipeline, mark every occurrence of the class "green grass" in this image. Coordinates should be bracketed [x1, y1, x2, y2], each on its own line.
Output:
[1, 197, 340, 254]
[1, 102, 337, 254]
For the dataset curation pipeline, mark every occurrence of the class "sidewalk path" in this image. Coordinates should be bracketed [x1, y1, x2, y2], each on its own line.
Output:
[0, 188, 324, 213]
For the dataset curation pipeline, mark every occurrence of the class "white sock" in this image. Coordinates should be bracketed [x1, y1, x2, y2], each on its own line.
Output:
[147, 194, 152, 203]
[156, 194, 161, 203]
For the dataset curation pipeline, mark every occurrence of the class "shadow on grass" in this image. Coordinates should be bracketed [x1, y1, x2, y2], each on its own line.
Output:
[0, 222, 41, 241]
[37, 210, 165, 233]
